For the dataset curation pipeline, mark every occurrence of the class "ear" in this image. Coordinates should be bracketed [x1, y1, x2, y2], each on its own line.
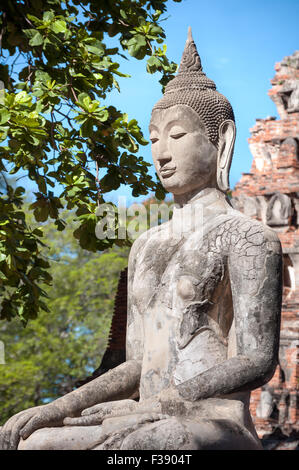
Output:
[217, 120, 236, 192]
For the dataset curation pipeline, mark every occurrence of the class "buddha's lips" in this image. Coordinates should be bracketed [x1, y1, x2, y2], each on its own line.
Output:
[160, 167, 176, 178]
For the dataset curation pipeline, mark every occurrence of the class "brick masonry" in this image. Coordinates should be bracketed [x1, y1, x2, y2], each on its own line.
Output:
[232, 51, 299, 450]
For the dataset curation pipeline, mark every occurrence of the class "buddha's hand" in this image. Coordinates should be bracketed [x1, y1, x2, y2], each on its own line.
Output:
[0, 403, 65, 450]
[63, 399, 138, 426]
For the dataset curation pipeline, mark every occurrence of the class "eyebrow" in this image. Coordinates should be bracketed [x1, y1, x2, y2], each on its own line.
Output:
[149, 124, 159, 132]
[149, 119, 191, 133]
[166, 120, 191, 132]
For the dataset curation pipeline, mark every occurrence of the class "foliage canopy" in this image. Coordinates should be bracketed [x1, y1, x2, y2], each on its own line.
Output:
[0, 0, 181, 322]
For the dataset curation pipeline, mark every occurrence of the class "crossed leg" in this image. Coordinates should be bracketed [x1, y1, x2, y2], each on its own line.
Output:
[116, 417, 263, 450]
[18, 425, 104, 450]
[17, 411, 166, 450]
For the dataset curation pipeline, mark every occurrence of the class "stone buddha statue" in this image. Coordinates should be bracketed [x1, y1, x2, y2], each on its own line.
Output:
[0, 28, 282, 451]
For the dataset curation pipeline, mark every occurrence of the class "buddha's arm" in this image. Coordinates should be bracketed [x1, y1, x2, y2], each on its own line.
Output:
[177, 224, 282, 401]
[51, 237, 144, 417]
[52, 360, 142, 417]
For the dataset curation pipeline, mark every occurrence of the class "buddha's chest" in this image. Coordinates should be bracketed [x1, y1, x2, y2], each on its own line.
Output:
[132, 225, 228, 315]
[133, 225, 234, 397]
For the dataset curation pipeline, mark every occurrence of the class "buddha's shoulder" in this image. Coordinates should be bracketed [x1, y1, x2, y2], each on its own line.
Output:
[129, 222, 167, 258]
[216, 210, 281, 253]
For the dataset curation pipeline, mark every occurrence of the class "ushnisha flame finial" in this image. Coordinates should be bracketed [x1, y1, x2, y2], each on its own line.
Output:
[165, 26, 216, 93]
[178, 26, 203, 73]
[152, 27, 235, 148]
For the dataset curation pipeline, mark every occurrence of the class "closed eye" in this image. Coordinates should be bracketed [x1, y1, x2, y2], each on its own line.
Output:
[150, 137, 159, 144]
[170, 132, 187, 139]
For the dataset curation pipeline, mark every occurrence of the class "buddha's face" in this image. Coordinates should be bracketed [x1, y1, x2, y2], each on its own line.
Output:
[149, 105, 217, 196]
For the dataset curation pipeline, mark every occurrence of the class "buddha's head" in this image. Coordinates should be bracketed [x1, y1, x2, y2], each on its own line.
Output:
[150, 27, 236, 196]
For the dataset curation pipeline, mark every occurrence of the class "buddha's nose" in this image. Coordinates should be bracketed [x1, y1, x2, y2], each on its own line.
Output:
[156, 142, 172, 167]
[157, 154, 172, 168]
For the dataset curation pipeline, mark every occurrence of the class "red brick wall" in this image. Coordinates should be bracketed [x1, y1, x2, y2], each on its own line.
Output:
[232, 51, 299, 447]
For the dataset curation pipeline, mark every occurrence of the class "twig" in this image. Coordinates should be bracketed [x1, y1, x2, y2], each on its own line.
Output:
[22, 13, 34, 28]
[10, 52, 21, 76]
[146, 39, 153, 55]
[79, 2, 96, 20]
[118, 19, 130, 27]
[95, 159, 101, 206]
[70, 86, 78, 103]
[55, 109, 74, 129]
[0, 12, 6, 57]
[50, 112, 58, 151]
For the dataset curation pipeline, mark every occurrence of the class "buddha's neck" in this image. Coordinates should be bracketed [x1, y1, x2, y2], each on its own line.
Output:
[173, 186, 222, 208]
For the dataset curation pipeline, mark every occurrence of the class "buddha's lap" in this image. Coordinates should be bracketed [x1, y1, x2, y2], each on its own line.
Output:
[18, 415, 261, 450]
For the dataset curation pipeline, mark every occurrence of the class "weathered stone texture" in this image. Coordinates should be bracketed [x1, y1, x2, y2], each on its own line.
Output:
[232, 51, 299, 450]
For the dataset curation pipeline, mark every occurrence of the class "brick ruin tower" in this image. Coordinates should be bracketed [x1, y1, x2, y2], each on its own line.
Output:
[232, 51, 299, 450]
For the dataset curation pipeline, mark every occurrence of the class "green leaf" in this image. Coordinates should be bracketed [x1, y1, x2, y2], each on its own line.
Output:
[86, 45, 102, 55]
[147, 55, 162, 74]
[119, 9, 127, 20]
[37, 176, 47, 194]
[23, 29, 38, 39]
[127, 35, 147, 58]
[50, 20, 67, 34]
[27, 14, 40, 24]
[32, 228, 43, 237]
[155, 185, 166, 201]
[15, 186, 25, 197]
[0, 109, 10, 125]
[29, 32, 44, 46]
[97, 109, 109, 122]
[43, 11, 55, 22]
[0, 126, 9, 141]
[77, 93, 90, 107]
[34, 205, 49, 223]
[80, 119, 93, 137]
[54, 219, 66, 231]
[15, 91, 31, 104]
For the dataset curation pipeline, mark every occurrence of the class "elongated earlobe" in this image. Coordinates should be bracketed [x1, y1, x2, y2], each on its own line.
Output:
[217, 120, 236, 192]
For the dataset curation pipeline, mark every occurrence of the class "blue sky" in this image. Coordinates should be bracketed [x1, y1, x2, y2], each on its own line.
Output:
[105, 0, 299, 204]
[11, 0, 299, 205]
